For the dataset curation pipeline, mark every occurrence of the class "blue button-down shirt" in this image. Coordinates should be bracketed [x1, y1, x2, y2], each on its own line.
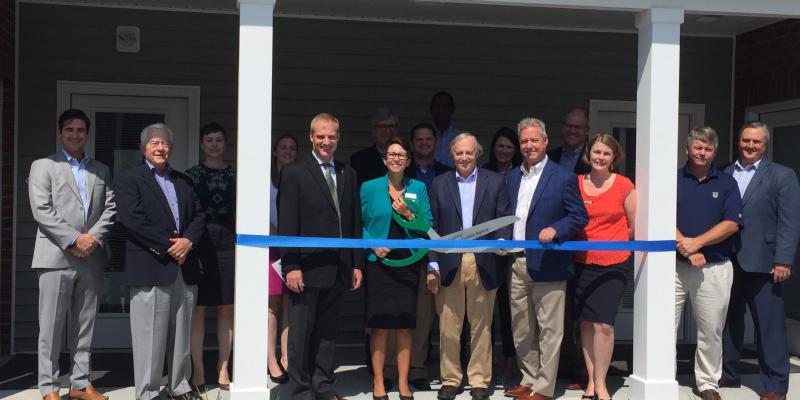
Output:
[676, 165, 742, 262]
[311, 151, 336, 186]
[414, 162, 436, 190]
[146, 160, 180, 231]
[732, 158, 762, 198]
[63, 150, 89, 224]
[433, 125, 459, 168]
[457, 168, 478, 230]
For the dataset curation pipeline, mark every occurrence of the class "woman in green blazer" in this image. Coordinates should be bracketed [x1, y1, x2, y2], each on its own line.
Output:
[360, 137, 432, 400]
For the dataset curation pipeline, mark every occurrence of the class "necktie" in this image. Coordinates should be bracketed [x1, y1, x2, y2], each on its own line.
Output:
[323, 163, 342, 236]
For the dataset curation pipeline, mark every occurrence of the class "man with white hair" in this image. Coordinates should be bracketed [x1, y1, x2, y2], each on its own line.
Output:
[116, 123, 206, 400]
[427, 133, 511, 400]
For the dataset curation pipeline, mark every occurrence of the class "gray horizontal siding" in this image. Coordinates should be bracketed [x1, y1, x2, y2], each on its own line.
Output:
[15, 3, 733, 352]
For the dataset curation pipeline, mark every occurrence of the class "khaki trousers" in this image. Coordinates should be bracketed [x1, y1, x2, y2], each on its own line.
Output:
[436, 254, 497, 388]
[675, 259, 733, 392]
[509, 257, 566, 397]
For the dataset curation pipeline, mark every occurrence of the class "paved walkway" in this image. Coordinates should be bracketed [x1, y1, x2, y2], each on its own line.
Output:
[2, 353, 797, 399]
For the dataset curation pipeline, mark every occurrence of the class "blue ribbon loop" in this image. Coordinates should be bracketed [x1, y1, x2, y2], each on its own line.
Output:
[237, 234, 675, 252]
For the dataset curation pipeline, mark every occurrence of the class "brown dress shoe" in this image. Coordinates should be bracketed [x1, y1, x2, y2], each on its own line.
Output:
[68, 384, 108, 400]
[565, 375, 589, 391]
[700, 389, 722, 400]
[503, 385, 531, 397]
[760, 391, 786, 400]
[43, 392, 60, 400]
[518, 392, 552, 400]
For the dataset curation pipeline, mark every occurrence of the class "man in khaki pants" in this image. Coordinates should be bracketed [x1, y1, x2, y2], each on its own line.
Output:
[675, 127, 741, 400]
[504, 118, 588, 400]
[427, 133, 511, 400]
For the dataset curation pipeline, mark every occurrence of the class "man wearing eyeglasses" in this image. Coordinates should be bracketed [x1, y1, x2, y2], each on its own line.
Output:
[116, 123, 206, 400]
[350, 107, 400, 186]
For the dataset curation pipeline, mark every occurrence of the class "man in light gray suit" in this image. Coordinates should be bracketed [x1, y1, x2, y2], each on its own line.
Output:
[29, 109, 115, 400]
[722, 121, 800, 400]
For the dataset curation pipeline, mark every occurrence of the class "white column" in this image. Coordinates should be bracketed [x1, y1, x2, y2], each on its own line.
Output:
[629, 7, 683, 400]
[232, 1, 275, 399]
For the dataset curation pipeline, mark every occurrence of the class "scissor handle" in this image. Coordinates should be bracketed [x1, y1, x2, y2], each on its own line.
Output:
[381, 199, 430, 268]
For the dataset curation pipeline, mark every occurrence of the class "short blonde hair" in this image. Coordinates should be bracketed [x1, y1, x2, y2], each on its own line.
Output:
[686, 126, 718, 148]
[309, 113, 340, 134]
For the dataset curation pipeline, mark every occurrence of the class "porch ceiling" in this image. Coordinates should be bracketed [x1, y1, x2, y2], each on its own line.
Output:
[28, 0, 782, 36]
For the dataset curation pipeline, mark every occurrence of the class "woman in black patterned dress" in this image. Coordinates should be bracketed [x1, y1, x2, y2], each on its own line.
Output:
[187, 123, 237, 396]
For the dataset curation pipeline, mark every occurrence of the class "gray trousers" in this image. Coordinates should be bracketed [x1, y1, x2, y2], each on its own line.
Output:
[37, 266, 102, 396]
[130, 273, 197, 400]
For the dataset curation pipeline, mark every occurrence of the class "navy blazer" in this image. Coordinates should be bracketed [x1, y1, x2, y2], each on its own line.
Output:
[428, 168, 512, 290]
[116, 162, 206, 287]
[547, 145, 591, 175]
[724, 159, 800, 273]
[506, 160, 588, 282]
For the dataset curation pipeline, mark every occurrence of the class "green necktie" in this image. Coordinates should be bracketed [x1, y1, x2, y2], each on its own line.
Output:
[323, 163, 342, 236]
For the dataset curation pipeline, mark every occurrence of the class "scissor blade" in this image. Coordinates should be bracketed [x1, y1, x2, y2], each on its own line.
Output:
[429, 215, 519, 253]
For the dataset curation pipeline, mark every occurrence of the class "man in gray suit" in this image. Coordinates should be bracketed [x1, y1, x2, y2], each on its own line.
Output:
[722, 121, 800, 400]
[30, 109, 115, 400]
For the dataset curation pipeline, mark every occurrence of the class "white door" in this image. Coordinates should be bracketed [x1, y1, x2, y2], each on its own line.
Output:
[58, 83, 200, 349]
[589, 100, 705, 342]
[746, 100, 800, 354]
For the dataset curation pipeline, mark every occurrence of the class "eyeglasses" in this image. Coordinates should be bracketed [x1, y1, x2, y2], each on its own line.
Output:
[147, 140, 172, 148]
[374, 124, 398, 129]
[386, 152, 408, 160]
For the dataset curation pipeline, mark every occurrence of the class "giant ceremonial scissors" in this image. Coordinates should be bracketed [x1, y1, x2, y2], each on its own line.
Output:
[382, 199, 519, 267]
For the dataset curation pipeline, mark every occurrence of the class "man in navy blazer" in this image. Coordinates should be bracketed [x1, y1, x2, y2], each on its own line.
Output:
[427, 133, 511, 400]
[721, 121, 800, 400]
[503, 117, 588, 400]
[116, 123, 205, 400]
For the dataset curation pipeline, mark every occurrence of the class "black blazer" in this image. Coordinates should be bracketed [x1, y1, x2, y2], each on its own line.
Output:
[117, 162, 206, 287]
[278, 155, 364, 288]
[547, 145, 591, 175]
[350, 146, 387, 186]
[428, 168, 512, 290]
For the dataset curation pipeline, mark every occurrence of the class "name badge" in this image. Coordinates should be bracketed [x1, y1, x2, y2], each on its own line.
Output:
[405, 192, 417, 200]
[584, 200, 592, 205]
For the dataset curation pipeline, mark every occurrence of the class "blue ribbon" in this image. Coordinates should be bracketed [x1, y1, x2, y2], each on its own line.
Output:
[237, 234, 675, 252]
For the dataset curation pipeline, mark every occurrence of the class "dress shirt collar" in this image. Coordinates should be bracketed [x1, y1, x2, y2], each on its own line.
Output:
[311, 150, 334, 169]
[145, 159, 172, 176]
[62, 149, 88, 166]
[734, 157, 762, 171]
[455, 167, 478, 183]
[521, 155, 548, 177]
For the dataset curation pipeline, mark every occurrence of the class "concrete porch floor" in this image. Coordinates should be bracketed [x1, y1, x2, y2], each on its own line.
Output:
[1, 349, 797, 399]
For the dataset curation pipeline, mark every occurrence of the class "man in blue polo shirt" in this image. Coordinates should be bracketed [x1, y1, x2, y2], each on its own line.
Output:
[675, 126, 742, 400]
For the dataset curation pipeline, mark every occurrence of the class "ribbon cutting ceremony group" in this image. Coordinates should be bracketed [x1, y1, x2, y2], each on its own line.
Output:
[29, 97, 799, 400]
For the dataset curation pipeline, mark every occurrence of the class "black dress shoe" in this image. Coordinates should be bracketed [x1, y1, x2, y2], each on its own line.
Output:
[410, 378, 431, 391]
[438, 385, 459, 400]
[372, 394, 389, 400]
[470, 387, 490, 400]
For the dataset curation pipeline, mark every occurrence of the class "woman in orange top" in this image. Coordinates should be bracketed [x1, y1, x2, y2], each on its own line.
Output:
[574, 134, 636, 400]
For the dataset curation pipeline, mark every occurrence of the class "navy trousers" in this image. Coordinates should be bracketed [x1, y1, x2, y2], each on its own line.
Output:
[722, 263, 790, 395]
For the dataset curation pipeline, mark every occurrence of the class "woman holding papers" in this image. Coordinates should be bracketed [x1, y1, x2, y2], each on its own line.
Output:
[361, 137, 432, 400]
[266, 134, 298, 384]
[573, 134, 636, 400]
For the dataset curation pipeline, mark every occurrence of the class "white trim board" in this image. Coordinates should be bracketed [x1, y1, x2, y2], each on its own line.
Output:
[55, 81, 201, 167]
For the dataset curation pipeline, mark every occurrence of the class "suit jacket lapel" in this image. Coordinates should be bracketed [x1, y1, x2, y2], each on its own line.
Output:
[447, 172, 463, 222]
[305, 156, 338, 213]
[141, 164, 178, 232]
[56, 152, 82, 202]
[528, 162, 555, 218]
[335, 161, 345, 204]
[742, 159, 770, 205]
[472, 169, 487, 222]
[85, 159, 98, 214]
